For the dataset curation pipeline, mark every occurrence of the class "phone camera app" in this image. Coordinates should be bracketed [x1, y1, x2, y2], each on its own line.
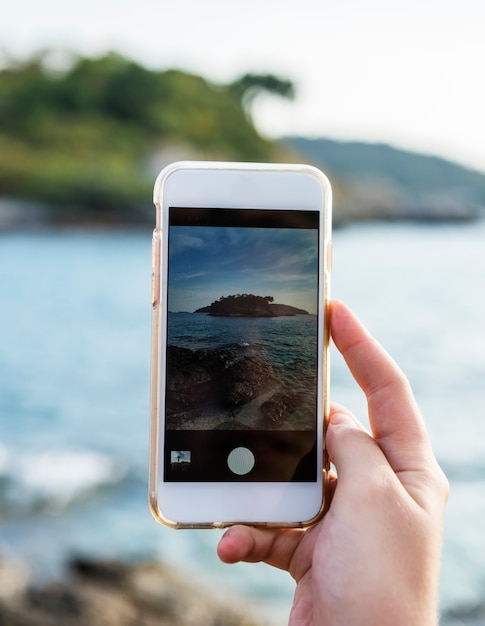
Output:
[164, 207, 320, 483]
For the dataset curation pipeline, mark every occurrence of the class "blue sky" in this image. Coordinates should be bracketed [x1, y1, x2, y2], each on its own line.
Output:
[1, 0, 484, 172]
[168, 226, 319, 313]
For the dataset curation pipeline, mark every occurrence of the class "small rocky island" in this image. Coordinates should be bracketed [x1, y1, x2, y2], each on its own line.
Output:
[195, 294, 308, 317]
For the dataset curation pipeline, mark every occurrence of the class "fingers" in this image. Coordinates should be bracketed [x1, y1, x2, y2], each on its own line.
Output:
[329, 300, 448, 513]
[327, 403, 391, 490]
[217, 525, 305, 575]
[329, 401, 368, 433]
[326, 411, 394, 502]
[330, 300, 431, 473]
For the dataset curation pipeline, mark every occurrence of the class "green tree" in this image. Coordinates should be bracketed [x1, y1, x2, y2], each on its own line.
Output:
[0, 52, 294, 220]
[230, 73, 295, 119]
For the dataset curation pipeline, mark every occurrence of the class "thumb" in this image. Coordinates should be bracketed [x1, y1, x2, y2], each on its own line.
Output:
[326, 412, 392, 496]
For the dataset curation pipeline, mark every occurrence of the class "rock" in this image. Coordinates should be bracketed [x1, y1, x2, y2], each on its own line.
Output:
[0, 557, 268, 626]
[70, 557, 130, 584]
[222, 356, 276, 407]
[260, 392, 300, 425]
[166, 345, 277, 415]
[166, 346, 212, 413]
[26, 583, 84, 620]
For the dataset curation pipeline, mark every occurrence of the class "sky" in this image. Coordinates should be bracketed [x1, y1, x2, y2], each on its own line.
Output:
[2, 0, 484, 173]
[168, 225, 319, 313]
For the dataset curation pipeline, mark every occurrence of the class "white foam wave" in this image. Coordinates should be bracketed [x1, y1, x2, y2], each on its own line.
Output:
[0, 447, 128, 515]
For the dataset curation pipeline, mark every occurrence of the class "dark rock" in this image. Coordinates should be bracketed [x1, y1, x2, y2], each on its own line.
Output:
[222, 355, 276, 407]
[166, 345, 277, 415]
[260, 392, 300, 424]
[27, 583, 85, 618]
[70, 557, 130, 585]
[0, 558, 266, 626]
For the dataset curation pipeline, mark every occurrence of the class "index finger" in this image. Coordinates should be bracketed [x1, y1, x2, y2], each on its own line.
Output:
[330, 300, 432, 473]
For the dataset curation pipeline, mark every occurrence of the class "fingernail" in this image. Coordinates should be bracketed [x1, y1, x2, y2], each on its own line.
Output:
[330, 412, 356, 428]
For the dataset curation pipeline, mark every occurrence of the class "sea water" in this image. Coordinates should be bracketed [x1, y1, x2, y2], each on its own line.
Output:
[168, 310, 318, 425]
[0, 222, 484, 623]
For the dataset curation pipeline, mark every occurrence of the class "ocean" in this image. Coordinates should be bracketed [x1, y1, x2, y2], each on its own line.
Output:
[168, 309, 318, 374]
[167, 311, 318, 430]
[0, 221, 484, 623]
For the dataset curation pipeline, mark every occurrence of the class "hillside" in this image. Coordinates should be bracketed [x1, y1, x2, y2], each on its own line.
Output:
[0, 52, 292, 226]
[1, 51, 483, 228]
[285, 137, 485, 224]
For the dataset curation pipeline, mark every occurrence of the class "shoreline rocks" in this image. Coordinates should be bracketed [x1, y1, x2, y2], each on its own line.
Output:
[1, 555, 483, 625]
[166, 344, 277, 418]
[0, 556, 268, 626]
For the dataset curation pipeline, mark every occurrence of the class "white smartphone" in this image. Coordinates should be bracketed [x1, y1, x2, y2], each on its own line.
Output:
[149, 161, 332, 529]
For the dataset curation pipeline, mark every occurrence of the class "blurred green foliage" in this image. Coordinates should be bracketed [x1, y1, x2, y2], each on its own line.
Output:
[0, 52, 291, 219]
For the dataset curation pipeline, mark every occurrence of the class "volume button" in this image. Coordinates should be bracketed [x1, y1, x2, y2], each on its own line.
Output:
[151, 273, 159, 307]
[326, 240, 332, 271]
[151, 234, 160, 307]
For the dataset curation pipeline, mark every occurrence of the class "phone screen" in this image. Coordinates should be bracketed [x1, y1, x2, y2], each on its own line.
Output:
[164, 207, 320, 483]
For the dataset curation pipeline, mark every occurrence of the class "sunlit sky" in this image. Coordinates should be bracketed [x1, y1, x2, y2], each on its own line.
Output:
[2, 0, 484, 172]
[168, 225, 318, 313]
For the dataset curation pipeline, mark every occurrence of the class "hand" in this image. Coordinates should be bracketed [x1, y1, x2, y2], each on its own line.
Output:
[217, 300, 449, 626]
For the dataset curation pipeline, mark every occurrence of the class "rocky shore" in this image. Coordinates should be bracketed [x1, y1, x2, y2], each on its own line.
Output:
[2, 555, 484, 626]
[0, 556, 268, 626]
[166, 343, 313, 431]
[166, 344, 276, 420]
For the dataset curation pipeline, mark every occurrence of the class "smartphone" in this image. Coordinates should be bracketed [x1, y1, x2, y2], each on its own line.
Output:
[149, 161, 332, 529]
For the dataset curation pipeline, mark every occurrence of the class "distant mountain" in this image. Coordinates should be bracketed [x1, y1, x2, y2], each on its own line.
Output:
[285, 137, 485, 224]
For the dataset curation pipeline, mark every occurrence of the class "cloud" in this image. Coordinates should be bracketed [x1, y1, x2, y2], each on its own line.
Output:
[170, 232, 204, 255]
[172, 271, 207, 281]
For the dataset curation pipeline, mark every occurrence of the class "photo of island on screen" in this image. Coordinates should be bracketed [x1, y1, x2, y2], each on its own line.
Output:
[163, 206, 321, 482]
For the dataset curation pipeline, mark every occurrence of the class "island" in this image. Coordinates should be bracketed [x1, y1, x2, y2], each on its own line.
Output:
[195, 294, 308, 317]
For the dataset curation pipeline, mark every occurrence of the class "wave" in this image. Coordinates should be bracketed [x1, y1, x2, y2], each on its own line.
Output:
[0, 444, 128, 518]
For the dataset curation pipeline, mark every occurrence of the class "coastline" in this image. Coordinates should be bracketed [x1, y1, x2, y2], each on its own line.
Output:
[166, 343, 316, 431]
[2, 554, 484, 626]
[0, 556, 272, 626]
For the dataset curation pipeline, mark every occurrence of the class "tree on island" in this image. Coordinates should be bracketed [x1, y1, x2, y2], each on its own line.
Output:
[195, 294, 308, 317]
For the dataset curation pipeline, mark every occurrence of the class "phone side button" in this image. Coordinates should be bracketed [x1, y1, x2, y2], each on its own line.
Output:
[151, 233, 160, 307]
[151, 270, 160, 307]
[326, 240, 332, 271]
